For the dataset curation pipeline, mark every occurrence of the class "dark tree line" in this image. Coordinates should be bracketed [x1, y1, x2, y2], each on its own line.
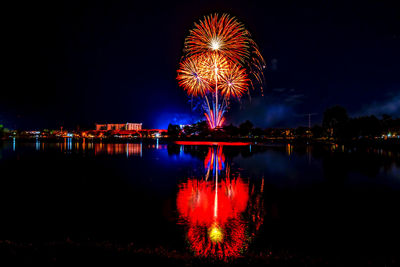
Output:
[0, 124, 8, 139]
[322, 106, 399, 140]
[167, 106, 399, 140]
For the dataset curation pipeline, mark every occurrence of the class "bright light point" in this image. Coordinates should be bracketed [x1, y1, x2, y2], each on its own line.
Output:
[209, 224, 224, 243]
[210, 39, 221, 50]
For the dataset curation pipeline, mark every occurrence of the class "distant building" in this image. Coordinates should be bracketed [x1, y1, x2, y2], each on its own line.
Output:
[95, 123, 142, 131]
[125, 123, 142, 131]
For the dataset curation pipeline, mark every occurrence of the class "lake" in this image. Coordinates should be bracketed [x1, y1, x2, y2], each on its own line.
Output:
[0, 139, 399, 265]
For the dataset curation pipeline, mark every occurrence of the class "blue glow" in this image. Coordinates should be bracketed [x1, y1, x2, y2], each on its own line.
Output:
[36, 138, 40, 151]
[154, 112, 201, 129]
[67, 138, 72, 150]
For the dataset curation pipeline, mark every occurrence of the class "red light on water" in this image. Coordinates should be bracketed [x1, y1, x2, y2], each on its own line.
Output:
[176, 145, 264, 260]
[177, 177, 249, 260]
[177, 178, 248, 226]
[174, 141, 251, 146]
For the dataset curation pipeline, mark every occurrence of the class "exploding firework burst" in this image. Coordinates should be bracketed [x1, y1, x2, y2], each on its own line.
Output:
[185, 14, 250, 64]
[199, 52, 230, 82]
[219, 63, 249, 98]
[177, 13, 265, 129]
[177, 56, 212, 97]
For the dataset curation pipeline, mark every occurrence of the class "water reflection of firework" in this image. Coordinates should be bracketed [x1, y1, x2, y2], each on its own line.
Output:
[177, 178, 249, 226]
[177, 14, 265, 129]
[176, 146, 264, 260]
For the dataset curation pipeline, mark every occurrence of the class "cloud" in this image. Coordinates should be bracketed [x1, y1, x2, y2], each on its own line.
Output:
[264, 104, 294, 126]
[284, 94, 305, 104]
[223, 86, 309, 127]
[270, 58, 278, 71]
[226, 96, 297, 128]
[355, 91, 400, 117]
[272, 88, 306, 105]
[272, 88, 287, 93]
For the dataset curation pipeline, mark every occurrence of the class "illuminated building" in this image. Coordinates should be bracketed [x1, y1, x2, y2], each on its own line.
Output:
[81, 128, 166, 139]
[95, 123, 142, 131]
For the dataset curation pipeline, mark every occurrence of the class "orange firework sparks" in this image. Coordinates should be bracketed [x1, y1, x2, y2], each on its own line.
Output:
[177, 13, 265, 129]
[185, 14, 250, 65]
[177, 56, 212, 96]
[219, 63, 249, 98]
[199, 52, 230, 83]
[184, 13, 265, 80]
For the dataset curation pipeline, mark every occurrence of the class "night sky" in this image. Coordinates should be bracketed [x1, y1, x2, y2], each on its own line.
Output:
[2, 0, 400, 130]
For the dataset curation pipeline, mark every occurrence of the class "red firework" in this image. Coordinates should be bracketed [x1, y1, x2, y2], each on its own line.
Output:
[176, 146, 265, 260]
[176, 178, 249, 260]
[177, 178, 249, 226]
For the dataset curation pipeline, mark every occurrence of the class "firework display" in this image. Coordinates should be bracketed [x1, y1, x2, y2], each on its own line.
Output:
[177, 13, 265, 129]
[176, 146, 265, 260]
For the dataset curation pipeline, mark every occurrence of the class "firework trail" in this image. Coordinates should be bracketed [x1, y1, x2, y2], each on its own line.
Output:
[177, 13, 265, 129]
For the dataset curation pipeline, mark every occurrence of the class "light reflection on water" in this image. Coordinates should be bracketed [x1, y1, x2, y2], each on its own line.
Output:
[2, 139, 399, 188]
[3, 139, 169, 157]
[177, 146, 264, 260]
[0, 140, 399, 262]
[94, 142, 143, 157]
[35, 138, 40, 151]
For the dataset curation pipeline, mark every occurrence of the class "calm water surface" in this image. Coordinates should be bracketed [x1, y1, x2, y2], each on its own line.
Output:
[0, 139, 399, 263]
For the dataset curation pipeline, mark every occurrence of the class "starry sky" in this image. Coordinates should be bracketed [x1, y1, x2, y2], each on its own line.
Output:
[2, 0, 400, 129]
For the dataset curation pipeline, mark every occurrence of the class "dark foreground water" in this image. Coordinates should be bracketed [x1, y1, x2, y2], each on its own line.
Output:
[0, 139, 399, 265]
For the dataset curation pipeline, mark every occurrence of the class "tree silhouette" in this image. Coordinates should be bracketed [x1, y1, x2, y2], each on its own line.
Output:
[322, 106, 349, 139]
[239, 120, 254, 137]
[167, 124, 181, 138]
[223, 123, 239, 138]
